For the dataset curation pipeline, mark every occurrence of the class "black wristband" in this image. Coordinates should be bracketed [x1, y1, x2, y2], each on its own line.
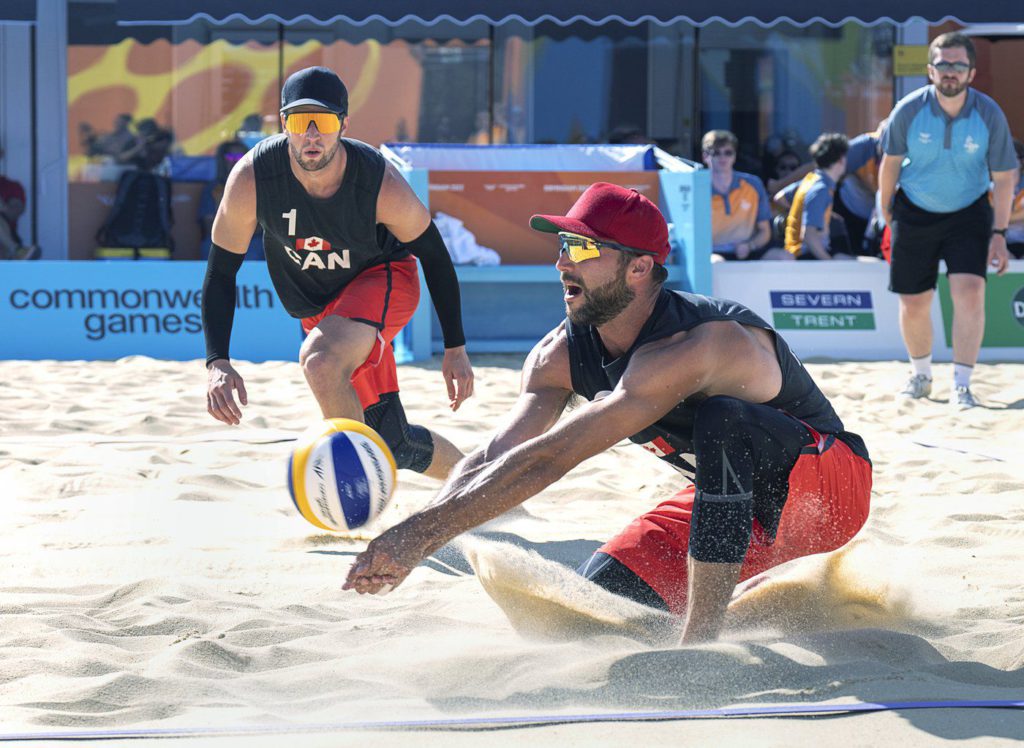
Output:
[404, 221, 466, 349]
[201, 244, 244, 366]
[992, 228, 1007, 237]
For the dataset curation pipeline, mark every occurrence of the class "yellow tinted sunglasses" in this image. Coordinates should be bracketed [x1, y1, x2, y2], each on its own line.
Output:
[284, 111, 341, 135]
[557, 232, 654, 263]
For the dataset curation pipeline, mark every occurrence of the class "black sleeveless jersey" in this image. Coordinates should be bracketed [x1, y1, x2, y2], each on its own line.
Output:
[252, 135, 409, 319]
[565, 289, 869, 476]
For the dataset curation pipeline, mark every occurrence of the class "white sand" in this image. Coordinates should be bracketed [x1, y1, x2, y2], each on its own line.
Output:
[1, 355, 1023, 745]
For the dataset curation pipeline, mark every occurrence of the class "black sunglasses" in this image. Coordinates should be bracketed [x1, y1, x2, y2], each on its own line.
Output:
[930, 61, 971, 74]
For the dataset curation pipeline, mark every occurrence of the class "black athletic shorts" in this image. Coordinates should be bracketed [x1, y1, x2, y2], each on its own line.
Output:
[889, 190, 993, 294]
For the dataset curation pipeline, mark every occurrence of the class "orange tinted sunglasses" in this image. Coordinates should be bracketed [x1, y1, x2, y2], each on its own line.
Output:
[284, 111, 341, 135]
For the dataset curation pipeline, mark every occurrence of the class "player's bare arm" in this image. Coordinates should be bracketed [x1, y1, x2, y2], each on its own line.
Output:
[442, 324, 574, 491]
[345, 322, 774, 594]
[376, 159, 475, 410]
[211, 152, 258, 254]
[203, 151, 257, 425]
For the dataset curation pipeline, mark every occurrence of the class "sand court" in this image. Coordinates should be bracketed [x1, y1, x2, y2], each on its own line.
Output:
[1, 356, 1023, 744]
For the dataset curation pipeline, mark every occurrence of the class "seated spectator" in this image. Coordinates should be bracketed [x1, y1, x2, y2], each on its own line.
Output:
[834, 122, 886, 256]
[1008, 139, 1024, 260]
[702, 130, 787, 261]
[122, 118, 175, 173]
[80, 113, 136, 160]
[777, 132, 855, 261]
[0, 144, 37, 260]
[198, 140, 263, 261]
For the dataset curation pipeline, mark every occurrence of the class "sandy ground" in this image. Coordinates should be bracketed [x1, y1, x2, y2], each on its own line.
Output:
[1, 355, 1023, 746]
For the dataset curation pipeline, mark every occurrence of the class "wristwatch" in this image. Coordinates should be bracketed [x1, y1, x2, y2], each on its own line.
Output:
[992, 227, 1008, 237]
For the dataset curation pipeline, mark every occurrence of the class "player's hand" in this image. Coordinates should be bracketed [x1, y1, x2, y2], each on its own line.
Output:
[442, 345, 474, 411]
[988, 234, 1010, 275]
[206, 359, 248, 425]
[343, 524, 427, 595]
[735, 241, 750, 260]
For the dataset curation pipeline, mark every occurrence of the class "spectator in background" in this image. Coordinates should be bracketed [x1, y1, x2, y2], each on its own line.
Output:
[199, 140, 263, 261]
[779, 132, 854, 261]
[120, 118, 175, 173]
[1008, 139, 1024, 260]
[0, 143, 36, 260]
[79, 113, 136, 160]
[834, 122, 886, 256]
[701, 130, 783, 261]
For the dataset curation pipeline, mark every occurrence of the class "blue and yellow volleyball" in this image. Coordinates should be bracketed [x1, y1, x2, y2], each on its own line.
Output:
[287, 419, 397, 532]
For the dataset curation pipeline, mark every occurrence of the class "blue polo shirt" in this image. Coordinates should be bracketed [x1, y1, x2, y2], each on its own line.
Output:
[783, 170, 836, 256]
[840, 133, 880, 220]
[882, 85, 1016, 213]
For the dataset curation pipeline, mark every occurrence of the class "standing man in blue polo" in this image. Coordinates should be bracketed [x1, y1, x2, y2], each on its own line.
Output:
[879, 32, 1017, 409]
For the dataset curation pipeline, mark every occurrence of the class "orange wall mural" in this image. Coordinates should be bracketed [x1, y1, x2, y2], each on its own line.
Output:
[67, 38, 425, 180]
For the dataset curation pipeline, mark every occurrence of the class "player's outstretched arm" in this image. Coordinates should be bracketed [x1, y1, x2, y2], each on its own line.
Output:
[344, 329, 708, 595]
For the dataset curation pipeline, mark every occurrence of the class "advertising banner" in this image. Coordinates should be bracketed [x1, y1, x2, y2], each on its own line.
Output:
[0, 261, 301, 362]
[938, 268, 1024, 350]
[714, 260, 1024, 361]
[427, 171, 660, 265]
[713, 260, 907, 360]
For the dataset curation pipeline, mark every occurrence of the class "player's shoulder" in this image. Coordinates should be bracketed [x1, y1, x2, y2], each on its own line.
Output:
[524, 322, 571, 386]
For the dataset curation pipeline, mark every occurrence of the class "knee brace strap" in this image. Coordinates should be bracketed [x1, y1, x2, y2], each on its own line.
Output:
[363, 392, 435, 473]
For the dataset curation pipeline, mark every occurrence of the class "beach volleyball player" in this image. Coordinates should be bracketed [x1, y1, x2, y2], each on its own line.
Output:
[345, 183, 872, 643]
[202, 67, 473, 480]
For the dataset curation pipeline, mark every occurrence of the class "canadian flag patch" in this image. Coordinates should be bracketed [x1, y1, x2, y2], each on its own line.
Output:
[640, 436, 676, 458]
[296, 236, 331, 251]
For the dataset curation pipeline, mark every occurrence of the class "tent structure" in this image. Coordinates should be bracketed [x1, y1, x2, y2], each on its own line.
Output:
[112, 1, 1021, 28]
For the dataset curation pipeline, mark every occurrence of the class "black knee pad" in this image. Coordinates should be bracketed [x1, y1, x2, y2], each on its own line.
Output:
[363, 392, 435, 473]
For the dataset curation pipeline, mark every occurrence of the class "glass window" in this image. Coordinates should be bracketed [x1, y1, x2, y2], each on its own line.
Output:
[698, 22, 894, 181]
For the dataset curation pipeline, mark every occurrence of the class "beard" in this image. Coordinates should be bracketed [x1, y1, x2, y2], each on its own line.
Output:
[290, 139, 340, 172]
[936, 77, 968, 98]
[564, 266, 635, 327]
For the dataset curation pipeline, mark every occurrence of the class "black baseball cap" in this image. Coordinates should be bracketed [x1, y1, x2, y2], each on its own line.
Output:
[280, 67, 348, 115]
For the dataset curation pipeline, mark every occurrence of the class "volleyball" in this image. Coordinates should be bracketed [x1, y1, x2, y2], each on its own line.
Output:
[287, 419, 397, 532]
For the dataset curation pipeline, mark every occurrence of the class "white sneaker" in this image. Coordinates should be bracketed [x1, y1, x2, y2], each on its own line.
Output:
[950, 385, 979, 409]
[900, 374, 932, 399]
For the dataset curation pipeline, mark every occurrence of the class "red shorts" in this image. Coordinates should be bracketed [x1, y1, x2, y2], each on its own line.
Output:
[600, 435, 872, 615]
[301, 257, 420, 410]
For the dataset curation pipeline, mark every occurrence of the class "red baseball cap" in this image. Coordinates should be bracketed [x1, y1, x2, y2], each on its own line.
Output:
[530, 182, 670, 264]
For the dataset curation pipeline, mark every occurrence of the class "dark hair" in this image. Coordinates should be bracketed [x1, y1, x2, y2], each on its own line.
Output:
[809, 132, 849, 169]
[701, 129, 738, 153]
[929, 32, 976, 68]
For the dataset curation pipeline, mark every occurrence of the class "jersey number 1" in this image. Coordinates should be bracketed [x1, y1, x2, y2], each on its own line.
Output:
[282, 208, 297, 236]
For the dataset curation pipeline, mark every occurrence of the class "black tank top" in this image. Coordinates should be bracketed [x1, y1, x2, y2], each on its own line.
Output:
[566, 289, 870, 475]
[252, 135, 408, 319]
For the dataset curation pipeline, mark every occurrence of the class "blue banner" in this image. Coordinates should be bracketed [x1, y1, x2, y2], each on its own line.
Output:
[0, 261, 301, 361]
[770, 290, 874, 309]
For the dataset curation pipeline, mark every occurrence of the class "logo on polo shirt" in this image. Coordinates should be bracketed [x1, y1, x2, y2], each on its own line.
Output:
[918, 132, 933, 144]
[964, 135, 980, 154]
[770, 290, 876, 330]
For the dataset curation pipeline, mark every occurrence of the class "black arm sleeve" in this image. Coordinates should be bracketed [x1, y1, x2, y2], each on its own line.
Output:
[404, 220, 466, 349]
[201, 243, 245, 367]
